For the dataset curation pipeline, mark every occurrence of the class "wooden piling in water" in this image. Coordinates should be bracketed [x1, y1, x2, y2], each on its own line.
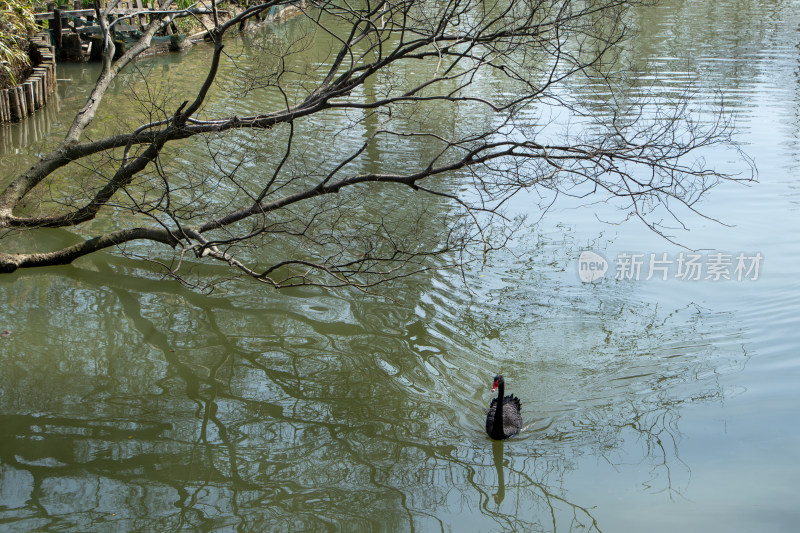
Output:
[34, 68, 49, 105]
[10, 87, 22, 120]
[19, 86, 28, 118]
[33, 76, 43, 109]
[4, 89, 11, 122]
[0, 90, 8, 123]
[23, 82, 34, 115]
[31, 78, 39, 110]
[53, 8, 63, 54]
[12, 86, 21, 119]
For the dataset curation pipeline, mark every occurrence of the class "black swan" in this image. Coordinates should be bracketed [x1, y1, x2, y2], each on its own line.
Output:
[485, 375, 522, 440]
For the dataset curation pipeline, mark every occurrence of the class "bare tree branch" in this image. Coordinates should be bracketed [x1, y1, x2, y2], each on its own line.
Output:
[0, 0, 753, 290]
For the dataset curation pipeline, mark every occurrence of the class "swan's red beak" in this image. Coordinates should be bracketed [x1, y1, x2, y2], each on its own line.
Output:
[492, 380, 499, 392]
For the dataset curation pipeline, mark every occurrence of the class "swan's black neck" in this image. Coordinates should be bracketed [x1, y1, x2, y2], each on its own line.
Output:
[491, 380, 505, 439]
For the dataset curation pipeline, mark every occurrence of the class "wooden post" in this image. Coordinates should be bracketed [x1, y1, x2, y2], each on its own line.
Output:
[28, 78, 36, 111]
[43, 69, 50, 102]
[89, 36, 103, 60]
[34, 68, 49, 105]
[20, 85, 28, 117]
[30, 77, 40, 110]
[41, 56, 54, 92]
[135, 0, 145, 27]
[35, 76, 45, 109]
[24, 82, 35, 115]
[49, 62, 56, 94]
[53, 8, 63, 57]
[62, 33, 82, 61]
[0, 90, 7, 123]
[74, 0, 81, 9]
[10, 87, 21, 120]
[31, 77, 40, 110]
[14, 86, 24, 118]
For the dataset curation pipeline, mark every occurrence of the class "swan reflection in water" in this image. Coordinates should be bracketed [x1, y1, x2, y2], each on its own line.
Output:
[492, 439, 506, 504]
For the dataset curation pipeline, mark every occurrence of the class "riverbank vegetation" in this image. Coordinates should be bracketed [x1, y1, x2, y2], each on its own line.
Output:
[0, 0, 36, 88]
[0, 0, 753, 293]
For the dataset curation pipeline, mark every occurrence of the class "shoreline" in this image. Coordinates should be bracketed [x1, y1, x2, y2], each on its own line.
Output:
[0, 1, 306, 124]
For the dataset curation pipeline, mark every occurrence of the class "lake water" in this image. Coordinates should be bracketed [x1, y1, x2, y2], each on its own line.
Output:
[0, 0, 798, 531]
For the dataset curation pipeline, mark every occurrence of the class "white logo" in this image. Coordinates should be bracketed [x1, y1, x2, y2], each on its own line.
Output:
[578, 250, 608, 282]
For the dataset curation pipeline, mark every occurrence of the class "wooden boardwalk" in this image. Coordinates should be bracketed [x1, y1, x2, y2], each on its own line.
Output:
[34, 7, 145, 21]
[34, 0, 153, 22]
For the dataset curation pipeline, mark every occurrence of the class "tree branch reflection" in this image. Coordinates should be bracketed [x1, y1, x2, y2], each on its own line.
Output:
[0, 244, 748, 530]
